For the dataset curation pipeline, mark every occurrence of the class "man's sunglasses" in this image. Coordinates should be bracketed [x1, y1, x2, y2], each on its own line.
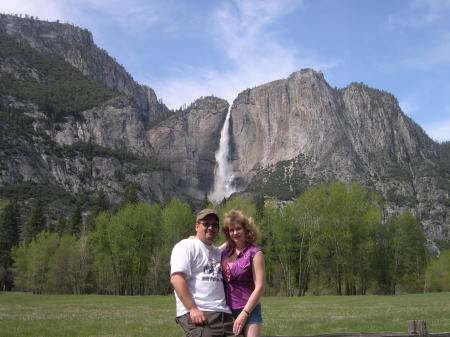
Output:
[199, 222, 219, 229]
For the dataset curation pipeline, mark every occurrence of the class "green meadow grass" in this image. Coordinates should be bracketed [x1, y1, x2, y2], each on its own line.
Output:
[0, 292, 449, 337]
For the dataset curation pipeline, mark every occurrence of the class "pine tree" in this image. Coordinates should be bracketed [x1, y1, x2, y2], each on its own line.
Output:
[120, 184, 138, 208]
[68, 200, 83, 236]
[200, 192, 210, 210]
[87, 190, 110, 231]
[0, 201, 20, 267]
[55, 215, 67, 235]
[254, 193, 265, 221]
[21, 199, 46, 242]
[92, 190, 110, 216]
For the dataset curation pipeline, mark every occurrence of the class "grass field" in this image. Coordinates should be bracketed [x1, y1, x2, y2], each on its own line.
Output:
[0, 292, 449, 337]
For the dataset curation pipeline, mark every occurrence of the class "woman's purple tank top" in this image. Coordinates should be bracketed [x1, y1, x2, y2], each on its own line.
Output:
[221, 244, 261, 310]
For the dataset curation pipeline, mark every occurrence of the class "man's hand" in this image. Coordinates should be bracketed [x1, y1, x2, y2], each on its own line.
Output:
[171, 272, 208, 325]
[189, 307, 207, 325]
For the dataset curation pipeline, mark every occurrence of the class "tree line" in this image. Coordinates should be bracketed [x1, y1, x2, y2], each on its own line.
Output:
[1, 181, 449, 295]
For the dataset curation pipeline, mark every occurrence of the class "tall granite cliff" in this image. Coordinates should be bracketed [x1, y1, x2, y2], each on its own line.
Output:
[229, 69, 449, 243]
[230, 69, 438, 180]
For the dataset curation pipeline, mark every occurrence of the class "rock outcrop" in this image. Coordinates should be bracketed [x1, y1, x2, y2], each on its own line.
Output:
[229, 69, 449, 242]
[54, 96, 155, 158]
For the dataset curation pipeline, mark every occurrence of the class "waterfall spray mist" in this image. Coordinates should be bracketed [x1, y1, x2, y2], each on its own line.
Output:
[210, 105, 235, 201]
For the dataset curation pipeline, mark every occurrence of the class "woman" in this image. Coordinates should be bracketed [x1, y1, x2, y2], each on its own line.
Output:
[221, 210, 265, 337]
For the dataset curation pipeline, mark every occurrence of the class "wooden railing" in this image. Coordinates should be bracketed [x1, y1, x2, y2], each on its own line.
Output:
[265, 320, 450, 337]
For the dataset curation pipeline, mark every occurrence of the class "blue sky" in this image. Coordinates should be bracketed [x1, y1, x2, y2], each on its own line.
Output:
[1, 0, 449, 142]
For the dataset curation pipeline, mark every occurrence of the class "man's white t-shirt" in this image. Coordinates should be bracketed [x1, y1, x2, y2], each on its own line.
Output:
[170, 238, 231, 317]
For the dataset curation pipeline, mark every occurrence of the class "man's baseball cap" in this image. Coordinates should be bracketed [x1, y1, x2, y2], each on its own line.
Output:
[196, 209, 219, 222]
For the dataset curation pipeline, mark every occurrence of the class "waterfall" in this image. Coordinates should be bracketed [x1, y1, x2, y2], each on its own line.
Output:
[210, 105, 235, 202]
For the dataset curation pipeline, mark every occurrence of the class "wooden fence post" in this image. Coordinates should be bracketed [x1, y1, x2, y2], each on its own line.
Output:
[408, 320, 429, 337]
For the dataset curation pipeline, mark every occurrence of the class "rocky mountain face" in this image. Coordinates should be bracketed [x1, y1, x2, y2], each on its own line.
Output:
[0, 120, 176, 205]
[229, 69, 449, 243]
[231, 70, 435, 180]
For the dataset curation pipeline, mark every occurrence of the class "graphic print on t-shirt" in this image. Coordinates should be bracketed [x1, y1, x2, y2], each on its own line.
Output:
[202, 258, 222, 282]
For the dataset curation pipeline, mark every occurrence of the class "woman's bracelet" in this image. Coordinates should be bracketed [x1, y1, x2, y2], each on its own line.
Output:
[242, 309, 250, 316]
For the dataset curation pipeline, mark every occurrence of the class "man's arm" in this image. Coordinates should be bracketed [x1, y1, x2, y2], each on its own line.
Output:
[170, 272, 207, 325]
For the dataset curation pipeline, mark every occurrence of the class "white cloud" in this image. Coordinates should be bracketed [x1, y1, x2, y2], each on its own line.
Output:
[424, 119, 450, 142]
[154, 0, 338, 109]
[212, 0, 300, 61]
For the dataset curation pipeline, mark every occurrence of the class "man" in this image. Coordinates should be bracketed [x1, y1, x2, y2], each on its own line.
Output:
[170, 209, 242, 337]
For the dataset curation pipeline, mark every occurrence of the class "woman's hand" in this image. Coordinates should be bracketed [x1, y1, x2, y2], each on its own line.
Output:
[233, 311, 248, 335]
